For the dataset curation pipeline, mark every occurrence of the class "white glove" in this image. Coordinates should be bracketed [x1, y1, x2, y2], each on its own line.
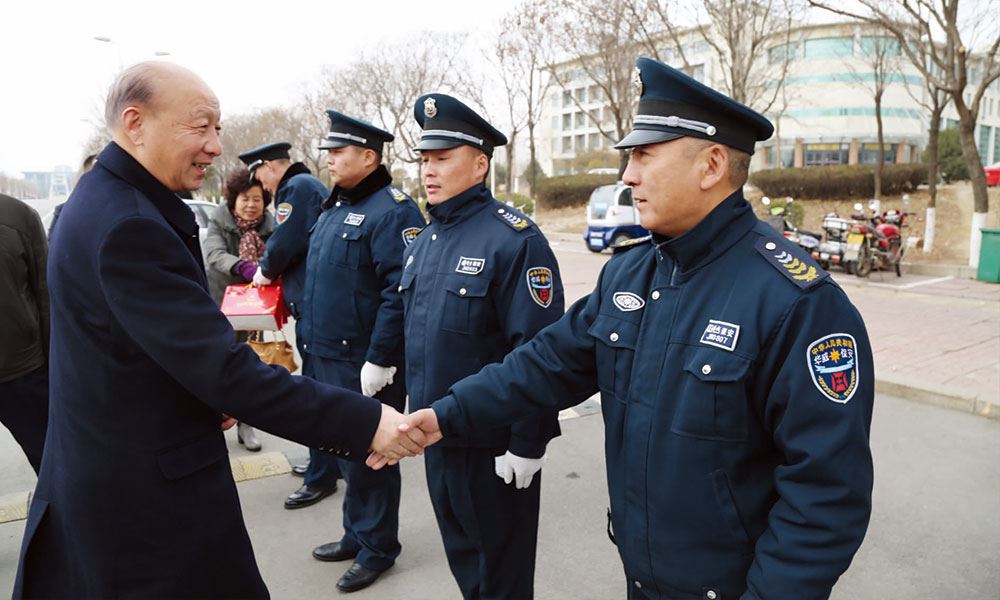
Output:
[494, 451, 546, 490]
[252, 266, 272, 287]
[360, 362, 396, 397]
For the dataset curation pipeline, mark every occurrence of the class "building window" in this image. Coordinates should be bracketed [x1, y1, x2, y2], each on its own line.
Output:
[576, 134, 586, 150]
[979, 126, 992, 165]
[768, 43, 798, 64]
[683, 63, 705, 82]
[804, 143, 849, 166]
[563, 91, 572, 108]
[575, 112, 587, 128]
[992, 128, 1000, 164]
[575, 87, 586, 102]
[859, 143, 898, 164]
[589, 133, 601, 148]
[765, 146, 794, 168]
[562, 113, 572, 130]
[946, 118, 959, 129]
[562, 136, 572, 153]
[551, 116, 560, 130]
[588, 85, 600, 103]
[859, 36, 899, 57]
[805, 37, 854, 59]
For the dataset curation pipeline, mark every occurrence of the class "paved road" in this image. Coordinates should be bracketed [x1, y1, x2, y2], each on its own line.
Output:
[3, 393, 997, 598]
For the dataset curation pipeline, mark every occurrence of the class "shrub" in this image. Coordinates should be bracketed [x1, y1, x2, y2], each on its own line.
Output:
[749, 163, 926, 200]
[536, 174, 617, 209]
[496, 192, 534, 215]
[922, 128, 969, 182]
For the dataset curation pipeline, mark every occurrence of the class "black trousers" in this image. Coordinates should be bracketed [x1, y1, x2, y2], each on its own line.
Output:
[0, 365, 49, 474]
[424, 445, 542, 600]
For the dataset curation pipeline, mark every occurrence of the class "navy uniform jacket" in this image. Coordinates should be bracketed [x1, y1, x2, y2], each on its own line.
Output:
[15, 142, 382, 600]
[299, 165, 424, 407]
[258, 163, 326, 317]
[401, 184, 562, 457]
[434, 191, 874, 599]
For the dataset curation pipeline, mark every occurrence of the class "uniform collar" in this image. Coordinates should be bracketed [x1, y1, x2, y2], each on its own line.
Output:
[426, 183, 491, 229]
[96, 141, 197, 237]
[326, 165, 392, 208]
[652, 189, 756, 278]
[276, 162, 311, 194]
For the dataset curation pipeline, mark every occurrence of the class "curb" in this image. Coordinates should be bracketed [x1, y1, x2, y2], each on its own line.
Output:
[0, 451, 296, 526]
[875, 375, 1000, 420]
[900, 262, 979, 279]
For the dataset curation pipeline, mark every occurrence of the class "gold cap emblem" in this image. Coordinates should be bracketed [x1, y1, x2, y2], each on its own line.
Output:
[424, 97, 438, 118]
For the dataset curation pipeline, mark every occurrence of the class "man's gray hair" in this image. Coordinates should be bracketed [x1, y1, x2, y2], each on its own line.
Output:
[104, 62, 160, 131]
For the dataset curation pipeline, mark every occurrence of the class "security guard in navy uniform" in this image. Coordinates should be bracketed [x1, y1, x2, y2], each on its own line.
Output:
[237, 142, 343, 507]
[400, 94, 564, 599]
[414, 58, 875, 599]
[301, 111, 425, 592]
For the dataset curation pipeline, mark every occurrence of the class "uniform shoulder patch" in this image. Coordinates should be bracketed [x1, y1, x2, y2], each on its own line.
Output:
[755, 237, 828, 290]
[389, 186, 409, 202]
[612, 235, 652, 254]
[807, 333, 860, 403]
[492, 206, 532, 231]
[275, 202, 293, 225]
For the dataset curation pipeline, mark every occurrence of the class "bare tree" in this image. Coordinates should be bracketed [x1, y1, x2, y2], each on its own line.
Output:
[808, 0, 1000, 264]
[847, 30, 902, 199]
[491, 1, 557, 202]
[545, 0, 645, 175]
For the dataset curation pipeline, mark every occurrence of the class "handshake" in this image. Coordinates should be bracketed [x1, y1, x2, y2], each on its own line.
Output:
[367, 406, 443, 469]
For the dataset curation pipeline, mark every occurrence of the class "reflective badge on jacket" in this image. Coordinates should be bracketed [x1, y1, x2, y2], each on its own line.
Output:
[612, 292, 644, 312]
[455, 256, 485, 275]
[526, 266, 553, 308]
[700, 319, 740, 351]
[401, 227, 421, 246]
[807, 333, 859, 403]
[276, 202, 293, 225]
[344, 213, 365, 226]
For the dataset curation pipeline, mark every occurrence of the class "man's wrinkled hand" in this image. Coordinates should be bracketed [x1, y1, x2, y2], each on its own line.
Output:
[367, 408, 444, 470]
[369, 404, 428, 464]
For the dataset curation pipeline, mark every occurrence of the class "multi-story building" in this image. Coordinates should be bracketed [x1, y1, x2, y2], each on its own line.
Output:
[538, 21, 1000, 177]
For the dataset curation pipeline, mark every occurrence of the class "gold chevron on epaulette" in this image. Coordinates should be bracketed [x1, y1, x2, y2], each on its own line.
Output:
[612, 235, 652, 253]
[493, 206, 531, 231]
[390, 187, 408, 202]
[754, 237, 828, 290]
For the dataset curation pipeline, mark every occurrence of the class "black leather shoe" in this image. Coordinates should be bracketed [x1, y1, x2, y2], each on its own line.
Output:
[290, 462, 309, 477]
[336, 562, 385, 593]
[283, 484, 336, 509]
[312, 541, 358, 562]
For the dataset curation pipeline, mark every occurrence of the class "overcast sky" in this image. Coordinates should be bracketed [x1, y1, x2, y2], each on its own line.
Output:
[0, 0, 516, 175]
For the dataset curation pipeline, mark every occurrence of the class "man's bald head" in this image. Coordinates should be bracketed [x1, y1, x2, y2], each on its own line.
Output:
[104, 62, 211, 134]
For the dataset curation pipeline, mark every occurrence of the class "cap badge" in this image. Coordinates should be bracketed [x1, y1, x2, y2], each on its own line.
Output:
[631, 67, 643, 97]
[424, 97, 438, 118]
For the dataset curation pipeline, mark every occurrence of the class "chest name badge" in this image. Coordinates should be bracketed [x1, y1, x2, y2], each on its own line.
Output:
[275, 202, 293, 225]
[344, 212, 365, 226]
[455, 256, 485, 275]
[526, 266, 554, 308]
[401, 227, 421, 246]
[700, 320, 740, 352]
[807, 333, 859, 404]
[612, 292, 644, 312]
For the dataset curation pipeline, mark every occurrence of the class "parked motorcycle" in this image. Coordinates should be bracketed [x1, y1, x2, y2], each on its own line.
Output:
[843, 201, 912, 277]
[811, 212, 851, 271]
[761, 196, 822, 255]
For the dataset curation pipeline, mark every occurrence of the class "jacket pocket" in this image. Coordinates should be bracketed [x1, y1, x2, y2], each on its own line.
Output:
[586, 313, 639, 401]
[329, 227, 365, 269]
[440, 276, 491, 335]
[670, 347, 751, 442]
[156, 432, 228, 481]
[710, 469, 753, 548]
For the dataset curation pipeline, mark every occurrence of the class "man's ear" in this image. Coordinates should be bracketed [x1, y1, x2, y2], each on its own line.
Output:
[699, 144, 729, 191]
[365, 148, 379, 169]
[476, 151, 489, 179]
[121, 107, 144, 146]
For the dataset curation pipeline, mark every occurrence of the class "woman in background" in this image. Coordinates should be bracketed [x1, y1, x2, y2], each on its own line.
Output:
[203, 167, 273, 451]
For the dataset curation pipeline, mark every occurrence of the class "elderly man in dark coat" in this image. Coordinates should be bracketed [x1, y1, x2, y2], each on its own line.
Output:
[13, 61, 427, 600]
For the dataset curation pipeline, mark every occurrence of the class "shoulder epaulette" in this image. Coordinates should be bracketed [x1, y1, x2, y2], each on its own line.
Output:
[754, 237, 828, 290]
[492, 206, 532, 231]
[389, 186, 410, 203]
[612, 235, 652, 254]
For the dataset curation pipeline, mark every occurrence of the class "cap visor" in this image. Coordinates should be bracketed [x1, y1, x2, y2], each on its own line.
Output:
[415, 138, 464, 152]
[318, 140, 349, 150]
[613, 129, 684, 150]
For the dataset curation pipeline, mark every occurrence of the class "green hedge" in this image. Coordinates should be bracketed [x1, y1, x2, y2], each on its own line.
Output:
[749, 164, 926, 200]
[536, 174, 617, 209]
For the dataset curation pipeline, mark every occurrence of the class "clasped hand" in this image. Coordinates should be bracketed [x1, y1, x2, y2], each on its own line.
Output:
[367, 408, 442, 469]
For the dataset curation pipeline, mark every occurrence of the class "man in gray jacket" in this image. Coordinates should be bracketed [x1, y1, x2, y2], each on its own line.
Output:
[0, 193, 50, 473]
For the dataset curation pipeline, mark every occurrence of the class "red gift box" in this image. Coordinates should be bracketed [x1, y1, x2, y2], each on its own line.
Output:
[220, 283, 289, 331]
